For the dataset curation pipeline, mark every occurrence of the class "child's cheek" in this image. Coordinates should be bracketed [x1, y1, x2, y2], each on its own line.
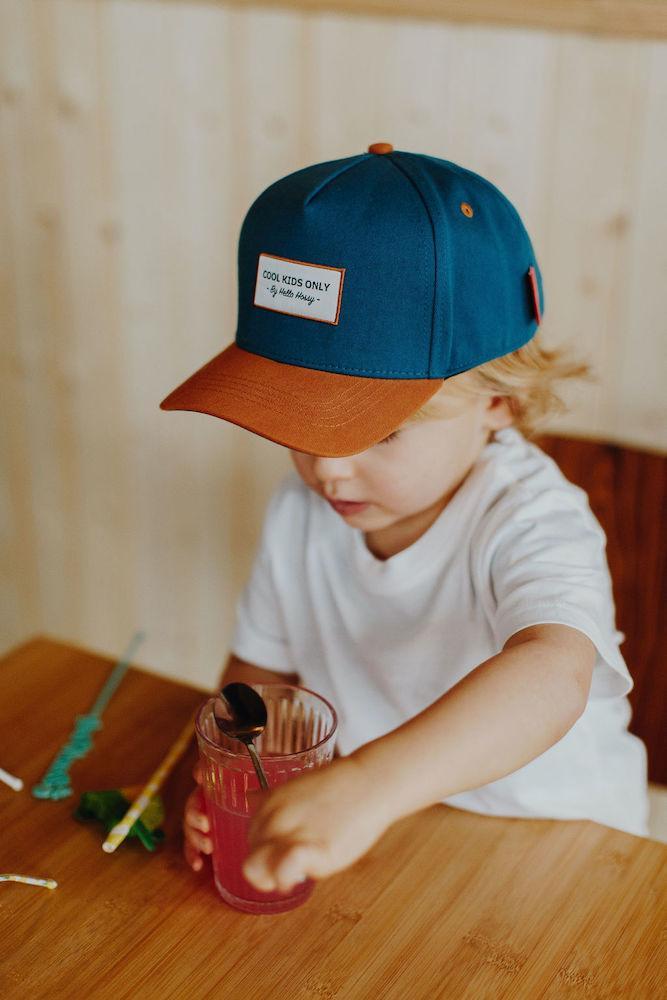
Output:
[290, 452, 316, 489]
[378, 465, 413, 500]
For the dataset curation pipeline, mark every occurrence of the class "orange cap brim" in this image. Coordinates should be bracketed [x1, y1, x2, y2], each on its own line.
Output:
[160, 344, 445, 457]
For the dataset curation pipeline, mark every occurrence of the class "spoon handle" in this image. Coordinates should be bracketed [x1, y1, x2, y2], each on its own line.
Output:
[246, 740, 269, 790]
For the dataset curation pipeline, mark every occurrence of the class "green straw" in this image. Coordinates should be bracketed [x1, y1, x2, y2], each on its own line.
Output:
[31, 631, 145, 800]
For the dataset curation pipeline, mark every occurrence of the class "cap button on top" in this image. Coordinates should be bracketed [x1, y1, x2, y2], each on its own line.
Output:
[367, 142, 393, 155]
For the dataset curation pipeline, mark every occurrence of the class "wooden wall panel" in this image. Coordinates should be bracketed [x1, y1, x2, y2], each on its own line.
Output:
[1, 0, 665, 695]
[208, 0, 667, 40]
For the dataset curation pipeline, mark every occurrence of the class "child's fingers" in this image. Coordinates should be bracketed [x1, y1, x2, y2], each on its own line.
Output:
[186, 824, 213, 853]
[243, 840, 311, 894]
[242, 843, 277, 892]
[185, 799, 210, 833]
[274, 842, 316, 891]
[184, 839, 204, 872]
[183, 809, 213, 861]
[183, 805, 213, 853]
[191, 831, 213, 855]
[183, 783, 212, 869]
[186, 812, 210, 834]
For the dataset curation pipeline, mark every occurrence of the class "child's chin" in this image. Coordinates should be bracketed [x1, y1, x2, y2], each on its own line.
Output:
[346, 508, 386, 527]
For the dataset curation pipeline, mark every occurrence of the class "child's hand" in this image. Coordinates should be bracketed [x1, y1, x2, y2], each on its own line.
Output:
[242, 757, 392, 894]
[182, 761, 212, 872]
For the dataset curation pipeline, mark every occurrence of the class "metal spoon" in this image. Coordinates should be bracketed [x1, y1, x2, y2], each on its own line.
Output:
[213, 683, 269, 790]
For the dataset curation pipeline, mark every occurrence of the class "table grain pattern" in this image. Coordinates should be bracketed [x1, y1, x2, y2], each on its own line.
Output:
[1, 638, 665, 999]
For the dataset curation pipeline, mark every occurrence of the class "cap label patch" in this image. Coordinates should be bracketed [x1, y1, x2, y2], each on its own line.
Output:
[254, 252, 345, 324]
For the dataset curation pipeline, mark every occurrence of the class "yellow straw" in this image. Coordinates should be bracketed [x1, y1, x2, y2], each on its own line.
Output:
[102, 709, 198, 854]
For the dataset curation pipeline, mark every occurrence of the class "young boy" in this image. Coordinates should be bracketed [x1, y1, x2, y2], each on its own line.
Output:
[161, 143, 650, 895]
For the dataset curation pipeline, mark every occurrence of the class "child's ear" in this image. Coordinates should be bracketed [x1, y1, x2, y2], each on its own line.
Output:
[484, 394, 514, 431]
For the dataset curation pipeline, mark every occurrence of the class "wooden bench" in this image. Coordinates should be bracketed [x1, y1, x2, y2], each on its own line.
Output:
[536, 435, 666, 794]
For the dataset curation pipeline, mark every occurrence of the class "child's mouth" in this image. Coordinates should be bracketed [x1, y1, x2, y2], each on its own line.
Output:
[327, 499, 370, 516]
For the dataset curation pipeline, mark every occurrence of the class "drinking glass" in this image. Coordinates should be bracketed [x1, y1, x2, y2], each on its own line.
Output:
[195, 683, 337, 914]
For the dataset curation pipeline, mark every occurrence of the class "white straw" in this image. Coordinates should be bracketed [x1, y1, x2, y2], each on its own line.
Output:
[0, 767, 23, 792]
[0, 874, 57, 889]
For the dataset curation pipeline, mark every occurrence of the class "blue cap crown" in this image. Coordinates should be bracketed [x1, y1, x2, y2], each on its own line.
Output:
[236, 147, 544, 380]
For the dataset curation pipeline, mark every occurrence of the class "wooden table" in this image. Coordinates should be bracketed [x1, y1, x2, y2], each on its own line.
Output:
[1, 638, 665, 999]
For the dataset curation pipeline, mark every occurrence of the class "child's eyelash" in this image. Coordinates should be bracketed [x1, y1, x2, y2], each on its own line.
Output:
[379, 431, 400, 445]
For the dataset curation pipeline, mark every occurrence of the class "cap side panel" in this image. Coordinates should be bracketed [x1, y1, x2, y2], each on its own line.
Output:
[383, 153, 442, 378]
[415, 151, 542, 371]
[246, 153, 370, 214]
[421, 150, 545, 326]
[391, 152, 455, 376]
[304, 154, 372, 206]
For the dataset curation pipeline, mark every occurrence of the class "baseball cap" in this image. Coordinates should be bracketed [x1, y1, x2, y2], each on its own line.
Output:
[160, 142, 544, 456]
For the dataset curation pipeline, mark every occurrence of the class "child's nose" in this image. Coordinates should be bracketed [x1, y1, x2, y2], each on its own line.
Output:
[311, 454, 355, 490]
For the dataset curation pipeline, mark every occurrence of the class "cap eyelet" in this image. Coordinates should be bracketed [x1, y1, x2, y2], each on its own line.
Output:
[460, 202, 474, 218]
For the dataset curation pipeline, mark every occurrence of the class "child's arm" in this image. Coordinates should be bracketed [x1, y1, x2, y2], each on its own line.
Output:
[241, 622, 595, 892]
[350, 622, 595, 822]
[217, 652, 300, 689]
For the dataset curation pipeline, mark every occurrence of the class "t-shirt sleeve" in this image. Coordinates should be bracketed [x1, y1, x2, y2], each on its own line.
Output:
[228, 479, 296, 674]
[482, 485, 633, 700]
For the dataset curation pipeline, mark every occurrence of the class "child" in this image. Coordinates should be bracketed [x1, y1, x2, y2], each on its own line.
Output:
[161, 143, 650, 895]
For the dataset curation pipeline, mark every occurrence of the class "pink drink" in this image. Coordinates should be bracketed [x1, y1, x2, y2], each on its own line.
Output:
[195, 685, 337, 915]
[204, 758, 314, 912]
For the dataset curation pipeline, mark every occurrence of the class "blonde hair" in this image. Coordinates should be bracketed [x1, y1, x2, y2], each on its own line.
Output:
[408, 332, 596, 440]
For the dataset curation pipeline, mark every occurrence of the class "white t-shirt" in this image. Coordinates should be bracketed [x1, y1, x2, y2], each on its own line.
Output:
[230, 426, 650, 838]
